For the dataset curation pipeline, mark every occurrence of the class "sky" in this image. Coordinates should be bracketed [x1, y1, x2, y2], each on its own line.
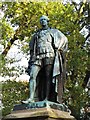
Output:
[0, 40, 30, 82]
[6, 40, 30, 81]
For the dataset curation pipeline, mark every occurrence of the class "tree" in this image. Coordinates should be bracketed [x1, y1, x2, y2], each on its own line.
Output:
[1, 2, 89, 119]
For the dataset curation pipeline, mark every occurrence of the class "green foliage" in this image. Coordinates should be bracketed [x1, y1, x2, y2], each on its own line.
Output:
[0, 17, 14, 50]
[2, 2, 80, 40]
[64, 78, 88, 118]
[2, 80, 29, 116]
[1, 2, 89, 119]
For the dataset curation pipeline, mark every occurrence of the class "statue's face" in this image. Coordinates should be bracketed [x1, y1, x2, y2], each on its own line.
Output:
[40, 18, 48, 27]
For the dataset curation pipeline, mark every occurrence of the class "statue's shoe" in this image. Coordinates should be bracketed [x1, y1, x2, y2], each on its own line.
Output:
[21, 98, 34, 104]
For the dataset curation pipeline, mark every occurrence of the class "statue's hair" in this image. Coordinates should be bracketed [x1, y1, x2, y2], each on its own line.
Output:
[40, 15, 49, 22]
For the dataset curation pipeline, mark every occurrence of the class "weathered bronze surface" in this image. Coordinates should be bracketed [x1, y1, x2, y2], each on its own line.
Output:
[22, 15, 68, 104]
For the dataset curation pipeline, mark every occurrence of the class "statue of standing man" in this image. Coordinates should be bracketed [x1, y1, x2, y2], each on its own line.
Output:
[22, 15, 68, 104]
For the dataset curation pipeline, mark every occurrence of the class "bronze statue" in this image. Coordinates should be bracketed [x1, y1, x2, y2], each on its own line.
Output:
[22, 15, 68, 104]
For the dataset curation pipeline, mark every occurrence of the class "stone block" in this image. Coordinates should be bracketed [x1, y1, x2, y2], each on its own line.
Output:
[4, 107, 75, 120]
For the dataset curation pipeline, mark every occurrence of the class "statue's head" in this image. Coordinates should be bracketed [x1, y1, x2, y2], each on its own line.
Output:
[40, 15, 49, 27]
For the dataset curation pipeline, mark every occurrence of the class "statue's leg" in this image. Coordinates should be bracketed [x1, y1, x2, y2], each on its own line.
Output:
[29, 65, 40, 102]
[22, 65, 40, 104]
[44, 64, 53, 100]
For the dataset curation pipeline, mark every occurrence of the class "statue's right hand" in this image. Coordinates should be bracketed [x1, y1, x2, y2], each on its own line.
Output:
[25, 68, 30, 75]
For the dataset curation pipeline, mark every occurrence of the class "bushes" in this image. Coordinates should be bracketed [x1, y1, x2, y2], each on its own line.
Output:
[2, 80, 29, 116]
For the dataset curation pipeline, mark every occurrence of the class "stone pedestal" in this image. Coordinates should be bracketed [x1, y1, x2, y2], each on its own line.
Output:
[4, 101, 75, 120]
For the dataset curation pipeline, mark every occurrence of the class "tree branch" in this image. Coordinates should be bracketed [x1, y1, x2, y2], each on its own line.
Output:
[2, 34, 18, 56]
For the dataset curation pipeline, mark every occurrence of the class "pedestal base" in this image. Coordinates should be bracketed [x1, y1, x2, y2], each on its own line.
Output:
[4, 101, 75, 120]
[4, 107, 75, 120]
